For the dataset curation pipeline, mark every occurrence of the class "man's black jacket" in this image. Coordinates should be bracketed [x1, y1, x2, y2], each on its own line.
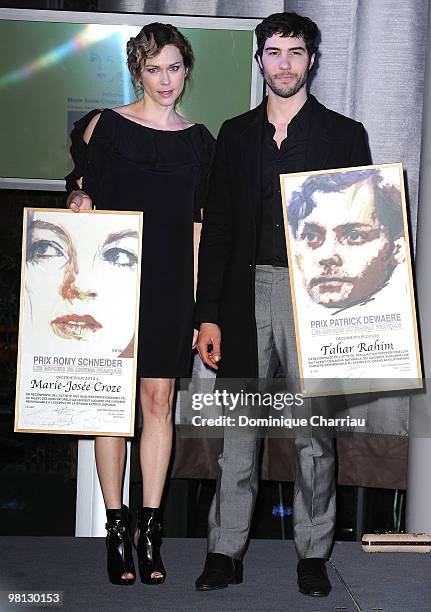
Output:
[195, 94, 371, 379]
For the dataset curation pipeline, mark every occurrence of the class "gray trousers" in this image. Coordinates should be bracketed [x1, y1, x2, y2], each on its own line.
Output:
[208, 266, 336, 560]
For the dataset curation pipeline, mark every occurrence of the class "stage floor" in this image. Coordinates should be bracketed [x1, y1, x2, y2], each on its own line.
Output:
[0, 537, 430, 611]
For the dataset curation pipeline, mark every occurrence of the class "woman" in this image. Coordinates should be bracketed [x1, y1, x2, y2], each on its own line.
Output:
[65, 23, 214, 586]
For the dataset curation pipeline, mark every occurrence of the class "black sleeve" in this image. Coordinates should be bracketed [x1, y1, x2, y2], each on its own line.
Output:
[195, 121, 233, 325]
[349, 121, 372, 166]
[64, 109, 102, 194]
[193, 125, 216, 222]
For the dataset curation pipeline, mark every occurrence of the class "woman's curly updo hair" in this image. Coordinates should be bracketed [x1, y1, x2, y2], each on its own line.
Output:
[127, 22, 194, 93]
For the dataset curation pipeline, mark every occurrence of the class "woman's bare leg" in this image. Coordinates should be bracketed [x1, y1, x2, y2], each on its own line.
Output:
[140, 377, 175, 506]
[95, 436, 134, 581]
[139, 377, 175, 579]
[95, 436, 125, 508]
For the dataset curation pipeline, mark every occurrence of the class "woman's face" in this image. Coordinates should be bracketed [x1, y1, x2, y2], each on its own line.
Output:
[140, 44, 187, 107]
[25, 211, 140, 356]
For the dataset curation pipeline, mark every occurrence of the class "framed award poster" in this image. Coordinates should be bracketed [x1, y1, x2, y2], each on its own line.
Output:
[15, 208, 143, 435]
[281, 163, 422, 396]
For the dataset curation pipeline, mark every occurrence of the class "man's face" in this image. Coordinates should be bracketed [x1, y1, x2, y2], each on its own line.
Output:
[294, 178, 397, 308]
[259, 34, 314, 99]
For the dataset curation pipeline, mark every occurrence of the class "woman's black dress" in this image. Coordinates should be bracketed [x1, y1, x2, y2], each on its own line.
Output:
[66, 109, 214, 378]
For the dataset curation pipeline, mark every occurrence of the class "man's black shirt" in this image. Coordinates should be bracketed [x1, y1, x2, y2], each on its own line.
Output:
[256, 97, 313, 267]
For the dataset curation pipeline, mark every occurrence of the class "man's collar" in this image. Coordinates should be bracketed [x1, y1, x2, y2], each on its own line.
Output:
[264, 94, 313, 134]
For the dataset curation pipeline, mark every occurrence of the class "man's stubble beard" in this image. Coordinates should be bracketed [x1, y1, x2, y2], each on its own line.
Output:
[263, 65, 310, 99]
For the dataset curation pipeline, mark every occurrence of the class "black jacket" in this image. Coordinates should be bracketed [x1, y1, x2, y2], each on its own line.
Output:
[195, 94, 371, 379]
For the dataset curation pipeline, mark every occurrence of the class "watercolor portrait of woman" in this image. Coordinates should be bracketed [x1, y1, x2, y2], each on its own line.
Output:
[23, 209, 142, 358]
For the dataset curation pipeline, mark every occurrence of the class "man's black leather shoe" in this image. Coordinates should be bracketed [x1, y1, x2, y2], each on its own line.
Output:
[195, 553, 243, 591]
[297, 558, 331, 597]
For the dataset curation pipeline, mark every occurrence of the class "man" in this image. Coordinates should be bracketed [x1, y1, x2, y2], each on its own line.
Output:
[288, 169, 404, 309]
[195, 12, 370, 597]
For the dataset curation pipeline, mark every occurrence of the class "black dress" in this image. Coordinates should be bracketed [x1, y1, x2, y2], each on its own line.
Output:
[65, 108, 214, 378]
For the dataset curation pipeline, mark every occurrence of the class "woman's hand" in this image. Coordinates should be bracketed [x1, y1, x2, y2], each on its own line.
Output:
[67, 189, 92, 212]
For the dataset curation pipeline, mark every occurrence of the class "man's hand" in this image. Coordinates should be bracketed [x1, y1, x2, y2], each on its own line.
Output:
[67, 190, 92, 212]
[197, 322, 221, 369]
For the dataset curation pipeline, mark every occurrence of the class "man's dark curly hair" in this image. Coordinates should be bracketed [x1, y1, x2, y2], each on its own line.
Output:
[254, 12, 318, 61]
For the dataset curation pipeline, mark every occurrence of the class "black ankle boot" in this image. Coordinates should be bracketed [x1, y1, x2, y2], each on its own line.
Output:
[105, 505, 136, 586]
[134, 507, 166, 584]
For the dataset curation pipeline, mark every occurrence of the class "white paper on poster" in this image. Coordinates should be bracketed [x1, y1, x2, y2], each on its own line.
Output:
[15, 208, 143, 435]
[281, 163, 422, 396]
